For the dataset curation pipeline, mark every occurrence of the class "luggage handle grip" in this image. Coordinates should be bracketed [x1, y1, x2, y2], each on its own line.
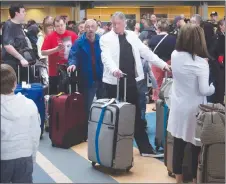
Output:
[116, 73, 127, 102]
[165, 71, 168, 80]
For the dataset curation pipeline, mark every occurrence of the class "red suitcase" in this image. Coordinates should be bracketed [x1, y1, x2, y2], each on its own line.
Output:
[49, 72, 86, 148]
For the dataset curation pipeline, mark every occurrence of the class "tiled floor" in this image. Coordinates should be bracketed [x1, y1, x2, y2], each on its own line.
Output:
[33, 104, 176, 183]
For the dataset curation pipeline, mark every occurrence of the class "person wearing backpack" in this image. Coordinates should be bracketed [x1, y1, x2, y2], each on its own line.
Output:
[2, 4, 36, 82]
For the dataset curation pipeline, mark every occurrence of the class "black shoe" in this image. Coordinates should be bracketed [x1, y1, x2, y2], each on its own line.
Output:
[140, 148, 164, 158]
[45, 126, 49, 132]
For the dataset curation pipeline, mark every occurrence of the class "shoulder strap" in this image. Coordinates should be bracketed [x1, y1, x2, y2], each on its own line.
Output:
[153, 34, 168, 53]
[22, 29, 33, 49]
[95, 106, 107, 165]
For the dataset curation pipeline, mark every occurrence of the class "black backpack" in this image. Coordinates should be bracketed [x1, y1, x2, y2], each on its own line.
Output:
[25, 31, 39, 60]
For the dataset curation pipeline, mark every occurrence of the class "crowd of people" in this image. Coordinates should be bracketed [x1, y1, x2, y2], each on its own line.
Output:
[1, 3, 225, 183]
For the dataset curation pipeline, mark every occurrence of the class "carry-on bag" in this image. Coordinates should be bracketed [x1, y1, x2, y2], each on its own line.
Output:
[164, 131, 193, 182]
[49, 71, 86, 148]
[196, 103, 225, 183]
[155, 71, 171, 151]
[15, 65, 45, 137]
[155, 98, 169, 151]
[88, 75, 136, 173]
[197, 144, 225, 183]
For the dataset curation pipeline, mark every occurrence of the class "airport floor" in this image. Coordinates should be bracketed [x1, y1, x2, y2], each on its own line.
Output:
[33, 104, 176, 183]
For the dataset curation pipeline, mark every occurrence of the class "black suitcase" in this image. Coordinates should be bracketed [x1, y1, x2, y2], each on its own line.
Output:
[164, 131, 193, 182]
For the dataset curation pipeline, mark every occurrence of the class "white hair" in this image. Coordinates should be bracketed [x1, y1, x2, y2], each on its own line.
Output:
[111, 12, 126, 21]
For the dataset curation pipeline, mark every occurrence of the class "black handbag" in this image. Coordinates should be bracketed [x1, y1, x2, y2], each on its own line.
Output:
[57, 64, 69, 93]
[18, 47, 37, 65]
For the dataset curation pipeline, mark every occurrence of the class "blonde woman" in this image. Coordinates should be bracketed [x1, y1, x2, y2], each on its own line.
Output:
[36, 18, 54, 85]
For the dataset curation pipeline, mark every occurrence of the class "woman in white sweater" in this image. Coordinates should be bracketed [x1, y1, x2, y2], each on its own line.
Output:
[167, 24, 215, 183]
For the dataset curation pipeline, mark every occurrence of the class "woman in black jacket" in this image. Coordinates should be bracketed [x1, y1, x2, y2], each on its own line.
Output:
[208, 19, 225, 105]
[149, 18, 176, 110]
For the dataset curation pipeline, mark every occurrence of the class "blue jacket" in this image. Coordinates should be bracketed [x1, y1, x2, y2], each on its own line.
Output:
[68, 33, 103, 88]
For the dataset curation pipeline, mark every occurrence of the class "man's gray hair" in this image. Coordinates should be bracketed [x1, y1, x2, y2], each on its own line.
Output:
[111, 12, 126, 21]
[85, 19, 97, 27]
[191, 14, 203, 24]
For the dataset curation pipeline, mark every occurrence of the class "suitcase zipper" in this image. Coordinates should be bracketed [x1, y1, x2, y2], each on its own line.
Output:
[89, 105, 114, 123]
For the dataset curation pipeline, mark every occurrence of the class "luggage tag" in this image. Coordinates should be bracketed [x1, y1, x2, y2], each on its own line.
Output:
[21, 81, 31, 89]
[56, 92, 64, 97]
[22, 81, 27, 88]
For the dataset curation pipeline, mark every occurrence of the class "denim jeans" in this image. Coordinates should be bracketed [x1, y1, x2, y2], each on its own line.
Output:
[143, 61, 158, 89]
[139, 92, 147, 120]
[138, 61, 158, 120]
[1, 156, 33, 183]
[82, 81, 102, 138]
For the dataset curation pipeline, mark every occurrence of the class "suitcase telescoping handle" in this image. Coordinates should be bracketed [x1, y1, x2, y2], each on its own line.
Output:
[163, 71, 169, 84]
[67, 70, 78, 94]
[17, 65, 30, 84]
[116, 73, 127, 102]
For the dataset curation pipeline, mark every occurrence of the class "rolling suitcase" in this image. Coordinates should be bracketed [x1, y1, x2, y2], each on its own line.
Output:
[49, 71, 86, 149]
[15, 65, 45, 136]
[155, 71, 172, 151]
[88, 75, 136, 172]
[164, 131, 193, 182]
[155, 99, 169, 151]
[197, 144, 225, 183]
[196, 103, 225, 183]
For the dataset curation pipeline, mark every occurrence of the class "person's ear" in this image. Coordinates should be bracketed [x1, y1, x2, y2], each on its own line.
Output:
[12, 81, 17, 92]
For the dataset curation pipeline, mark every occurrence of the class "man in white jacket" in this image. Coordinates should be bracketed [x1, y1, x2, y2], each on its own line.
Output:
[100, 12, 170, 157]
[1, 64, 41, 183]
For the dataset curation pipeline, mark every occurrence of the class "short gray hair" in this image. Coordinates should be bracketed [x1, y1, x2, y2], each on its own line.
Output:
[111, 12, 126, 21]
[191, 14, 203, 24]
[85, 19, 97, 27]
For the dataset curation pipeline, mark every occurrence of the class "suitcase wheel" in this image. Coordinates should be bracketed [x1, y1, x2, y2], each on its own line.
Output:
[156, 146, 160, 152]
[110, 169, 117, 175]
[126, 166, 132, 172]
[168, 171, 173, 177]
[92, 162, 96, 167]
[52, 143, 56, 147]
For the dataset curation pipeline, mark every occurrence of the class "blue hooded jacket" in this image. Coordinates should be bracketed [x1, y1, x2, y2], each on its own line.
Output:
[68, 33, 103, 88]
